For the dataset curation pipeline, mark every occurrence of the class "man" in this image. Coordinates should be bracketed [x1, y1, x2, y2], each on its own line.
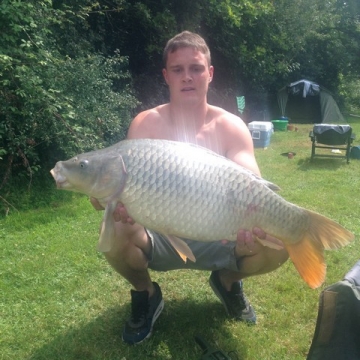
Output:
[92, 31, 288, 345]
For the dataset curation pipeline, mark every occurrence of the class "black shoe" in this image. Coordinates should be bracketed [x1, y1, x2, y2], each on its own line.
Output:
[209, 271, 256, 324]
[122, 282, 164, 345]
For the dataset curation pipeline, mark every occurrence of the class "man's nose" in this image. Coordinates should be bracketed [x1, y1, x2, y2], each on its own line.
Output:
[182, 70, 192, 82]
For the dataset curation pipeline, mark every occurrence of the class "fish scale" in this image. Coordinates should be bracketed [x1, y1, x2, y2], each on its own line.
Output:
[121, 140, 300, 241]
[50, 138, 354, 288]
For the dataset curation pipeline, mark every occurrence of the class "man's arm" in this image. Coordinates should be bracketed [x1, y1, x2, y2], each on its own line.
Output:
[220, 114, 261, 176]
[220, 114, 285, 250]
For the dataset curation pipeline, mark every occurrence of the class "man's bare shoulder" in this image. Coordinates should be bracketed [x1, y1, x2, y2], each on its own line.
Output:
[133, 104, 169, 123]
[207, 105, 248, 132]
[128, 104, 170, 139]
[206, 105, 260, 174]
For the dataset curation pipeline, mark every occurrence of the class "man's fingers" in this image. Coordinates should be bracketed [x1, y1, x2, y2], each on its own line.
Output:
[236, 229, 256, 250]
[116, 203, 135, 224]
[252, 227, 266, 239]
[113, 204, 122, 222]
[252, 227, 285, 249]
[236, 227, 284, 251]
[91, 199, 135, 225]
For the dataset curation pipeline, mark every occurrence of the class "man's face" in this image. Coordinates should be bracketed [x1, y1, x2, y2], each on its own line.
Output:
[162, 47, 213, 104]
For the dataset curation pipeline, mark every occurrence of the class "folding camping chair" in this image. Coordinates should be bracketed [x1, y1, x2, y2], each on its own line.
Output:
[309, 124, 355, 163]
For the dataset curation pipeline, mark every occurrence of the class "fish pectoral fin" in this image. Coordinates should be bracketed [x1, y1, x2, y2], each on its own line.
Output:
[166, 235, 196, 263]
[97, 201, 117, 252]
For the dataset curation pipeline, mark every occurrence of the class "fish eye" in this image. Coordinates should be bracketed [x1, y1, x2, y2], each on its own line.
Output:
[79, 160, 89, 169]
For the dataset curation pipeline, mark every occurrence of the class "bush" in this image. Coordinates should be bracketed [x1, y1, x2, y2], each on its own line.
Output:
[0, 1, 138, 204]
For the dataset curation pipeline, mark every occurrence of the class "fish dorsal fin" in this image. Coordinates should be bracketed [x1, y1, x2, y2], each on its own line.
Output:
[255, 176, 280, 192]
[166, 235, 196, 263]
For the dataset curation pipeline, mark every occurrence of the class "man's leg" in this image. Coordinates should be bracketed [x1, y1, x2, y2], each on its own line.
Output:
[222, 239, 289, 288]
[210, 237, 289, 323]
[104, 222, 164, 344]
[104, 222, 153, 292]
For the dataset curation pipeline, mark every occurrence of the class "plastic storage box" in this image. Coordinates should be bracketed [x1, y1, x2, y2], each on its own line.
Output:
[272, 119, 288, 131]
[248, 121, 273, 148]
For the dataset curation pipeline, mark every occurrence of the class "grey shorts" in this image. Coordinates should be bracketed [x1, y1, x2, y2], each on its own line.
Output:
[146, 229, 240, 272]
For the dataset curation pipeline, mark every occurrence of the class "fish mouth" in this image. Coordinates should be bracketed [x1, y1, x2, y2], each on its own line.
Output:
[55, 179, 71, 189]
[50, 168, 56, 179]
[50, 168, 71, 189]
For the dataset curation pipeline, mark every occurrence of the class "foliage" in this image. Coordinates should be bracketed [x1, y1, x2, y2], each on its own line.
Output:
[0, 0, 138, 192]
[1, 0, 360, 197]
[339, 76, 360, 114]
[85, 0, 360, 111]
[287, 0, 359, 93]
[203, 0, 360, 97]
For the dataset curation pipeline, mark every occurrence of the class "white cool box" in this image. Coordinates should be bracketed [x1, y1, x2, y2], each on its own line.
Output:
[248, 121, 273, 148]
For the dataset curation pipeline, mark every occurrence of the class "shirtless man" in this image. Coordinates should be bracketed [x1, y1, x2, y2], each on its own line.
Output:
[92, 31, 288, 345]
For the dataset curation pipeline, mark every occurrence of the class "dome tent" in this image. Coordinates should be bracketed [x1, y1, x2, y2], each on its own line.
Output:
[277, 79, 346, 124]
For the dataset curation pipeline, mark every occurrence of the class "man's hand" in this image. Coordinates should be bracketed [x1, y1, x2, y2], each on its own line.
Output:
[236, 227, 284, 251]
[90, 197, 135, 224]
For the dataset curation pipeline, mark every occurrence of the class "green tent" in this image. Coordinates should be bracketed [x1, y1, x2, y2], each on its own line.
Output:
[277, 79, 346, 124]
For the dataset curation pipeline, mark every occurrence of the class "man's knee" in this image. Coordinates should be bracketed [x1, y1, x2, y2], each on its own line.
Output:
[237, 247, 289, 277]
[103, 222, 152, 272]
[266, 248, 289, 271]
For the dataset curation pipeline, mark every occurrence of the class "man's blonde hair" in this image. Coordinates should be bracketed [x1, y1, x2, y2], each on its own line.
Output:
[163, 31, 211, 67]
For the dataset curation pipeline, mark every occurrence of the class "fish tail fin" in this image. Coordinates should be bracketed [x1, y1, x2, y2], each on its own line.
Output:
[286, 236, 326, 289]
[285, 209, 354, 289]
[305, 210, 355, 250]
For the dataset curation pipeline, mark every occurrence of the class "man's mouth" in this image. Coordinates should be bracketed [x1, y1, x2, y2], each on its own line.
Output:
[181, 87, 195, 92]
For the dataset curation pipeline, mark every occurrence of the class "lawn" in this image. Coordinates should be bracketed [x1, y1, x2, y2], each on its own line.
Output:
[1, 118, 360, 360]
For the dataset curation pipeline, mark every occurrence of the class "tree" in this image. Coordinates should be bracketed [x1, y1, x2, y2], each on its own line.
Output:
[0, 0, 138, 192]
[2, 0, 359, 200]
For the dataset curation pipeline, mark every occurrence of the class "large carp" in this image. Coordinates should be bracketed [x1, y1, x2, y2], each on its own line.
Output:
[50, 139, 354, 288]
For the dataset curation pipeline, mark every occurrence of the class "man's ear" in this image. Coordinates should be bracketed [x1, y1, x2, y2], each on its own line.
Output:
[209, 66, 214, 83]
[162, 68, 169, 84]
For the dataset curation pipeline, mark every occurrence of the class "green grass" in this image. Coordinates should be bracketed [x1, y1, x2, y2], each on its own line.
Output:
[1, 118, 360, 359]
